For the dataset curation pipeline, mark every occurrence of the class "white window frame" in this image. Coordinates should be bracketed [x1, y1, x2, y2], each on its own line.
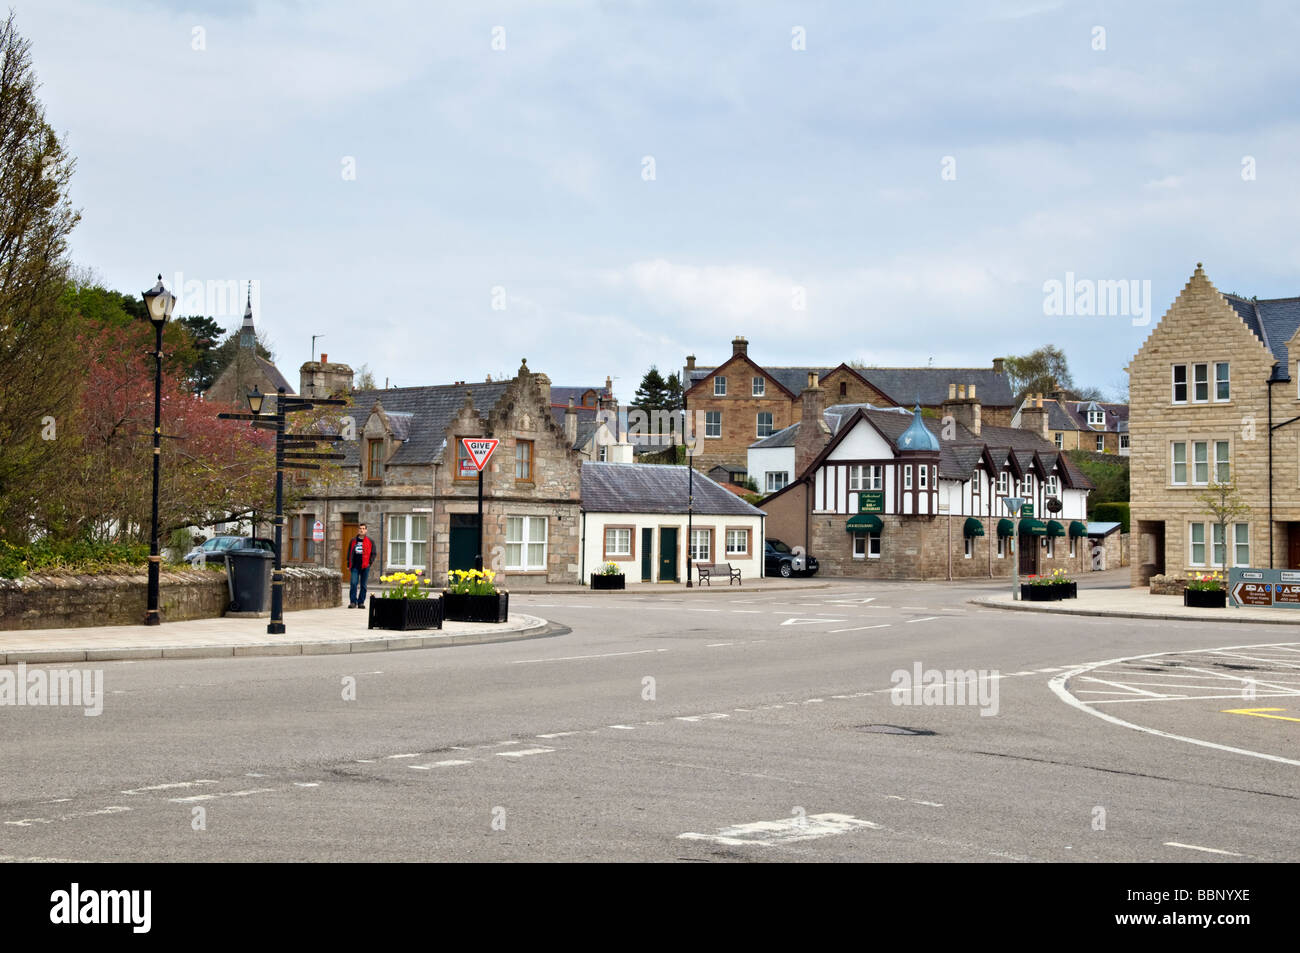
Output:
[1054, 432, 1063, 449]
[705, 411, 721, 438]
[604, 527, 631, 557]
[714, 377, 727, 396]
[903, 465, 913, 490]
[766, 471, 788, 492]
[1213, 440, 1230, 484]
[1189, 523, 1206, 567]
[752, 376, 765, 397]
[1095, 434, 1105, 452]
[1069, 536, 1076, 557]
[506, 516, 548, 571]
[1215, 362, 1230, 401]
[756, 412, 773, 438]
[919, 465, 928, 489]
[689, 528, 711, 563]
[1046, 475, 1059, 496]
[853, 533, 866, 559]
[1045, 536, 1055, 558]
[1193, 440, 1209, 485]
[387, 514, 428, 569]
[1234, 523, 1250, 567]
[997, 471, 1009, 495]
[1087, 409, 1105, 427]
[1171, 442, 1187, 485]
[725, 528, 748, 556]
[1119, 434, 1129, 451]
[1172, 365, 1188, 403]
[997, 536, 1006, 558]
[867, 532, 881, 558]
[1211, 522, 1226, 569]
[1193, 363, 1209, 403]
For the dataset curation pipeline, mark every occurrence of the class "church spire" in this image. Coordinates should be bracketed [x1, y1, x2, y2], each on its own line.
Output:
[239, 281, 255, 349]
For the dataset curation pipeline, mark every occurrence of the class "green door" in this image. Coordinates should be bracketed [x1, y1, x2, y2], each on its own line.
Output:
[658, 527, 678, 582]
[641, 528, 653, 581]
[449, 514, 478, 572]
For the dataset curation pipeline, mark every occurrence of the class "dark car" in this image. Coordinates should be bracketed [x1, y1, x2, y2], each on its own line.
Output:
[765, 538, 819, 578]
[185, 535, 275, 566]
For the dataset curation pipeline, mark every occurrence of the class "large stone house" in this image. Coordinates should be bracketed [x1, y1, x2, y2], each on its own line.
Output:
[1011, 395, 1129, 455]
[291, 360, 586, 584]
[1129, 263, 1300, 585]
[683, 336, 1015, 475]
[760, 374, 1091, 580]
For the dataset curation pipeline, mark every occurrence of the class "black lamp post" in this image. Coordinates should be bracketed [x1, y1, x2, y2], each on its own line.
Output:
[684, 394, 695, 588]
[141, 274, 175, 625]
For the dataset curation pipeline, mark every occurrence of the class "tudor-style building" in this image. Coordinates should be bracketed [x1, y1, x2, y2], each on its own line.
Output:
[1129, 263, 1300, 585]
[761, 374, 1091, 580]
[292, 360, 586, 584]
[683, 336, 1015, 476]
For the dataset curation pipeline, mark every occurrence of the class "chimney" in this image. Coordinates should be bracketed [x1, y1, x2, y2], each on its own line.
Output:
[564, 396, 578, 447]
[732, 336, 748, 358]
[686, 355, 696, 371]
[299, 354, 354, 398]
[992, 357, 1005, 375]
[794, 372, 830, 475]
[1018, 392, 1049, 440]
[941, 380, 981, 437]
[320, 352, 328, 363]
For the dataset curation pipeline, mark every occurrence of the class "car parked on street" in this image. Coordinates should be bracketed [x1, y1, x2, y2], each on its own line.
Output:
[765, 538, 818, 578]
[185, 535, 275, 566]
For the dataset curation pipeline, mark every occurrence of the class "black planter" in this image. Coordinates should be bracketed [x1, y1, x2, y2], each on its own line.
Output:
[1056, 582, 1078, 599]
[368, 595, 443, 631]
[1021, 584, 1060, 601]
[1184, 588, 1227, 608]
[443, 591, 510, 623]
[591, 574, 626, 590]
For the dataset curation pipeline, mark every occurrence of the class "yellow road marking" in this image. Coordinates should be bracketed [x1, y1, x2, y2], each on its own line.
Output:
[1221, 707, 1300, 723]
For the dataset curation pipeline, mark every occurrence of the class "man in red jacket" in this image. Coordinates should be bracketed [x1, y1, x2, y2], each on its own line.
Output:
[348, 524, 374, 608]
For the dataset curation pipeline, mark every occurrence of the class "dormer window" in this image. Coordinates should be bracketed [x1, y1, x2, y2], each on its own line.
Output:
[367, 439, 384, 482]
[1087, 409, 1105, 427]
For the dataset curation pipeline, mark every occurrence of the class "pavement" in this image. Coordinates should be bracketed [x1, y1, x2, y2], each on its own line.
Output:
[0, 605, 554, 664]
[974, 587, 1300, 624]
[365, 577, 831, 596]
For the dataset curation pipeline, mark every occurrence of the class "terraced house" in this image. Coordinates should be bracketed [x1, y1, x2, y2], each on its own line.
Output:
[291, 360, 594, 584]
[1011, 394, 1130, 455]
[760, 373, 1092, 580]
[683, 336, 1015, 477]
[1129, 263, 1300, 585]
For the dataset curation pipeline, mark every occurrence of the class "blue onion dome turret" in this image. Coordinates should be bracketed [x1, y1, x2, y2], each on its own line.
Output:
[897, 404, 940, 452]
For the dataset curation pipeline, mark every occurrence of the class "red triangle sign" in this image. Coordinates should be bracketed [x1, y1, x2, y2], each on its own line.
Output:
[461, 437, 500, 472]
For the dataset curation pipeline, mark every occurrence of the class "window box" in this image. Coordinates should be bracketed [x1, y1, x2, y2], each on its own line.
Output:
[591, 573, 626, 590]
[442, 591, 510, 623]
[1184, 588, 1226, 609]
[367, 595, 443, 631]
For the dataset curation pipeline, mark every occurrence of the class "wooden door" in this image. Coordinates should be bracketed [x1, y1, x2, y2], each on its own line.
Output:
[1019, 533, 1037, 576]
[641, 528, 653, 581]
[1288, 523, 1300, 570]
[659, 528, 678, 582]
[340, 521, 359, 574]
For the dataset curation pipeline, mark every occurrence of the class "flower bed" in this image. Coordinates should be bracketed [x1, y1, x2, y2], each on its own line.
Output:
[591, 561, 626, 590]
[1184, 572, 1226, 608]
[444, 569, 509, 623]
[368, 595, 443, 630]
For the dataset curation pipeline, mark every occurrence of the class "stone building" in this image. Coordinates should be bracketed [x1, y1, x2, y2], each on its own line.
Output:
[205, 285, 294, 410]
[683, 336, 1015, 475]
[1012, 394, 1129, 454]
[291, 360, 585, 584]
[1129, 263, 1300, 586]
[760, 374, 1091, 580]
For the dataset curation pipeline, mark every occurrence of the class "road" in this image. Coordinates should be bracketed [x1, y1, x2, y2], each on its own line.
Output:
[2, 573, 1297, 862]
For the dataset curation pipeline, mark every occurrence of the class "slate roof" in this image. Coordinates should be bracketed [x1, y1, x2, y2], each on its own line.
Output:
[1223, 294, 1300, 377]
[689, 366, 833, 397]
[342, 382, 511, 467]
[256, 356, 294, 395]
[750, 423, 800, 449]
[581, 462, 764, 516]
[1024, 398, 1129, 433]
[691, 365, 1014, 406]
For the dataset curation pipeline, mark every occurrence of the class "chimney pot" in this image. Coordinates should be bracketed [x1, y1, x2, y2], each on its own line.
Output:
[948, 383, 956, 399]
[992, 357, 1005, 375]
[686, 355, 696, 370]
[957, 384, 966, 399]
[320, 352, 328, 364]
[732, 336, 748, 357]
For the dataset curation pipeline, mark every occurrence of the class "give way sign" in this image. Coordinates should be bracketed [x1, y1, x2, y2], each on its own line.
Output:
[461, 437, 500, 472]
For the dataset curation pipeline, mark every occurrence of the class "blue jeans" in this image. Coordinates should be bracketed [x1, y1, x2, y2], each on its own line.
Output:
[350, 567, 369, 606]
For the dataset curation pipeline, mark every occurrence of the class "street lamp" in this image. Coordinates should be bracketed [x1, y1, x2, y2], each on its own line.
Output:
[141, 274, 175, 626]
[684, 406, 696, 589]
[1004, 496, 1024, 601]
[247, 385, 264, 415]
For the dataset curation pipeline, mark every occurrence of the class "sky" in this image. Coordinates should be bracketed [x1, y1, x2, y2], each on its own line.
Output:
[16, 0, 1300, 403]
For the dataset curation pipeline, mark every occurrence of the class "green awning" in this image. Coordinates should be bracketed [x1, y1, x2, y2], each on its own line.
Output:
[1019, 518, 1047, 536]
[846, 513, 883, 532]
[997, 518, 1015, 538]
[1046, 520, 1066, 538]
[1069, 520, 1089, 538]
[963, 517, 985, 538]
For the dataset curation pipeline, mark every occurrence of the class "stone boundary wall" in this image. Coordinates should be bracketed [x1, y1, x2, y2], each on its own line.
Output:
[0, 566, 341, 630]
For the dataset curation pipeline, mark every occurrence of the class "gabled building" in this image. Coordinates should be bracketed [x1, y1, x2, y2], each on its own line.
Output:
[682, 336, 1015, 475]
[206, 284, 294, 410]
[292, 360, 584, 583]
[1129, 263, 1300, 585]
[760, 374, 1091, 580]
[1012, 394, 1129, 455]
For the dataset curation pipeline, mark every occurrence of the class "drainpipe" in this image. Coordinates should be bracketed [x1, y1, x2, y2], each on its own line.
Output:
[1269, 377, 1276, 568]
[946, 512, 952, 581]
[580, 510, 586, 583]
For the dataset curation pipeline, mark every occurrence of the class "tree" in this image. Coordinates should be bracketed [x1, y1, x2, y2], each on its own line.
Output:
[1067, 450, 1130, 513]
[1196, 478, 1250, 570]
[176, 314, 225, 394]
[664, 371, 683, 408]
[1001, 346, 1075, 400]
[355, 363, 376, 390]
[632, 366, 671, 440]
[208, 326, 274, 383]
[0, 13, 83, 540]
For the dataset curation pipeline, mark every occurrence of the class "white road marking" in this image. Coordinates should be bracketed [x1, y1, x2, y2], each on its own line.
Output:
[731, 610, 763, 614]
[293, 782, 319, 788]
[354, 759, 376, 764]
[884, 795, 945, 807]
[905, 617, 939, 624]
[900, 606, 929, 610]
[512, 649, 668, 664]
[121, 780, 217, 795]
[687, 608, 721, 613]
[496, 747, 555, 758]
[803, 698, 824, 704]
[706, 642, 736, 647]
[608, 724, 637, 730]
[1077, 677, 1169, 697]
[169, 788, 276, 803]
[676, 713, 730, 722]
[5, 805, 133, 828]
[780, 617, 847, 626]
[1051, 643, 1300, 767]
[830, 624, 892, 633]
[1164, 842, 1243, 857]
[536, 731, 579, 738]
[678, 813, 880, 847]
[387, 753, 420, 759]
[410, 759, 474, 769]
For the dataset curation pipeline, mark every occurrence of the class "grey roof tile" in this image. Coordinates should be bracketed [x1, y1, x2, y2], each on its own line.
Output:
[581, 462, 764, 516]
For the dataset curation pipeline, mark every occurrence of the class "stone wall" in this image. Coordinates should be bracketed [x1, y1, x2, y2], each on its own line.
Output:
[1149, 573, 1190, 596]
[0, 566, 341, 630]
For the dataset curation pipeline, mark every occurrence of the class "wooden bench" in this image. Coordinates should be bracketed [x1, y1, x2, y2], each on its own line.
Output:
[697, 563, 742, 586]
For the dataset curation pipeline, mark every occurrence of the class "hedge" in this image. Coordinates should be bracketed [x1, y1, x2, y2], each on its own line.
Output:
[1090, 502, 1130, 532]
[0, 539, 151, 580]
